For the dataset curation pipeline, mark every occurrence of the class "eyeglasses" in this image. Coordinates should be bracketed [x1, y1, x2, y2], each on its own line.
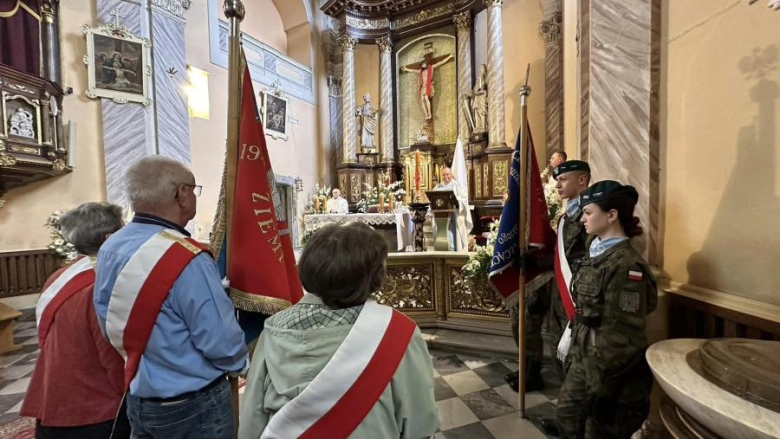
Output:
[181, 184, 202, 197]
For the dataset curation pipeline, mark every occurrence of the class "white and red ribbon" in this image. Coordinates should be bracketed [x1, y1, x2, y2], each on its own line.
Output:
[105, 230, 205, 388]
[36, 257, 94, 344]
[554, 218, 576, 361]
[261, 301, 416, 439]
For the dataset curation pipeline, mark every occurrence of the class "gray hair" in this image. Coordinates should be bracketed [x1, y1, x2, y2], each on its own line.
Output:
[125, 156, 193, 211]
[60, 202, 124, 256]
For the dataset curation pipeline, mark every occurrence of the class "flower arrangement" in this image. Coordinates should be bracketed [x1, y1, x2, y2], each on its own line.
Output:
[546, 187, 564, 230]
[299, 225, 322, 247]
[304, 183, 332, 214]
[45, 210, 78, 261]
[356, 174, 406, 213]
[461, 220, 499, 281]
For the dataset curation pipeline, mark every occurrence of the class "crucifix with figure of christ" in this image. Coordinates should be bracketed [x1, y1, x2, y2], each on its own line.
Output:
[401, 43, 454, 122]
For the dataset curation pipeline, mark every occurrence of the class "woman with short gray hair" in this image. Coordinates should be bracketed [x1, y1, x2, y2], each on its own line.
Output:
[21, 202, 130, 439]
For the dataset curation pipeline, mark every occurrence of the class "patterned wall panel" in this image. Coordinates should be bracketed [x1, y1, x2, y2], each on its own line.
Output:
[447, 266, 508, 318]
[374, 264, 436, 312]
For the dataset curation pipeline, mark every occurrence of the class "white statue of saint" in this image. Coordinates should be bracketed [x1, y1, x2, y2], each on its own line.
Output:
[326, 188, 349, 214]
[356, 93, 379, 153]
[471, 65, 488, 134]
[9, 108, 35, 139]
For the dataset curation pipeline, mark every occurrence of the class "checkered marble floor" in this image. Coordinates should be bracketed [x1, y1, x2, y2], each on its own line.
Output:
[0, 310, 563, 438]
[0, 310, 38, 430]
[428, 348, 562, 439]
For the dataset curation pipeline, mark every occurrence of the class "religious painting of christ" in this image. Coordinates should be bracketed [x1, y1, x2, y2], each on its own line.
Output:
[83, 21, 152, 105]
[395, 33, 457, 148]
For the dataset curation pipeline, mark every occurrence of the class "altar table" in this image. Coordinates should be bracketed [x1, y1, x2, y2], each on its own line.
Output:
[303, 212, 414, 251]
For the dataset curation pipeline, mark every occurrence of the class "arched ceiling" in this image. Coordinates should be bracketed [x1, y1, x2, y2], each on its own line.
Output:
[271, 0, 312, 31]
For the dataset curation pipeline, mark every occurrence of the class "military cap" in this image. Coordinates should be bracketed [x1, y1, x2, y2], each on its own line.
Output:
[553, 160, 591, 180]
[579, 180, 639, 206]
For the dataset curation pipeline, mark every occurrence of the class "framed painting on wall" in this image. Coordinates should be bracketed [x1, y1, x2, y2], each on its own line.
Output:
[261, 92, 289, 140]
[82, 20, 152, 106]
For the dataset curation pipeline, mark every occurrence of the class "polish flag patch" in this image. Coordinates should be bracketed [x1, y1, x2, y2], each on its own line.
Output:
[628, 270, 643, 281]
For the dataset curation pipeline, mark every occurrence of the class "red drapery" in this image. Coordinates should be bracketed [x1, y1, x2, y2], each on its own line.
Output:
[0, 0, 41, 76]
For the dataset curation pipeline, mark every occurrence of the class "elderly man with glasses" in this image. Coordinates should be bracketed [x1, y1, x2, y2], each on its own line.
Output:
[94, 155, 247, 439]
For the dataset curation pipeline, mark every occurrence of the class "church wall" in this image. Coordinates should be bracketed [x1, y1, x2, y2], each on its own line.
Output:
[661, 1, 780, 306]
[501, 0, 547, 162]
[0, 0, 105, 252]
[353, 43, 381, 148]
[186, 0, 323, 241]
[562, 0, 579, 159]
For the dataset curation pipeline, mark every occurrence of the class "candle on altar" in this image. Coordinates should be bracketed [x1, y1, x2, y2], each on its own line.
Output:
[415, 150, 422, 196]
[379, 193, 385, 212]
[320, 195, 328, 213]
[389, 195, 395, 211]
[314, 195, 320, 213]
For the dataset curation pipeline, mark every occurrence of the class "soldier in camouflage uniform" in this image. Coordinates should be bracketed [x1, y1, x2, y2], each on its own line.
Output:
[555, 181, 657, 439]
[505, 161, 591, 394]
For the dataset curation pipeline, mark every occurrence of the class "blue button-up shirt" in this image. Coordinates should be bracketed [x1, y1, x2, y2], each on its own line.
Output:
[589, 236, 628, 258]
[566, 196, 581, 218]
[94, 215, 247, 398]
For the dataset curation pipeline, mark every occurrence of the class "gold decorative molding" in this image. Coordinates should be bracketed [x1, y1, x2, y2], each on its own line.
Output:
[51, 158, 66, 171]
[338, 35, 358, 52]
[484, 0, 504, 7]
[448, 267, 507, 315]
[493, 160, 507, 196]
[347, 16, 389, 30]
[395, 3, 454, 29]
[9, 145, 38, 155]
[350, 174, 361, 200]
[453, 12, 472, 31]
[375, 264, 435, 311]
[474, 164, 482, 198]
[339, 173, 347, 193]
[0, 153, 17, 166]
[482, 162, 489, 196]
[376, 36, 393, 53]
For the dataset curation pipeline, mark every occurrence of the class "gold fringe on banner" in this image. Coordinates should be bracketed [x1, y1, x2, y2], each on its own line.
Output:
[229, 288, 292, 315]
[0, 0, 41, 20]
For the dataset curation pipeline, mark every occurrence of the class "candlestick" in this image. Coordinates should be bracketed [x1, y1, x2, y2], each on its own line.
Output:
[389, 195, 394, 211]
[313, 195, 319, 213]
[320, 195, 328, 214]
[379, 193, 385, 213]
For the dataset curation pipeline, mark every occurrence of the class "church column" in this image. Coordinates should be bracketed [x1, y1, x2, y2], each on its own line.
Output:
[540, 6, 564, 156]
[40, 0, 61, 84]
[377, 36, 394, 164]
[453, 12, 472, 144]
[339, 35, 358, 164]
[485, 0, 507, 148]
[579, 0, 661, 263]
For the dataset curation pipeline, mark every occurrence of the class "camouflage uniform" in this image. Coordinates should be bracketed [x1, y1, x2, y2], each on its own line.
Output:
[555, 240, 657, 439]
[509, 206, 590, 382]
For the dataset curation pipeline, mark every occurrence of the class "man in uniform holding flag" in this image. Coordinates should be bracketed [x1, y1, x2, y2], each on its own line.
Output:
[95, 156, 248, 438]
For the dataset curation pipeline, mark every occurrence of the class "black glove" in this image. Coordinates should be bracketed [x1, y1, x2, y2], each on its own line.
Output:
[586, 392, 617, 424]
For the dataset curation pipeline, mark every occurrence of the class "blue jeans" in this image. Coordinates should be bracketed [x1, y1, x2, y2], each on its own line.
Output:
[126, 378, 233, 439]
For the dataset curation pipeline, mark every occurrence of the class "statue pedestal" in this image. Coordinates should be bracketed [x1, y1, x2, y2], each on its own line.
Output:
[357, 152, 379, 166]
[647, 339, 780, 439]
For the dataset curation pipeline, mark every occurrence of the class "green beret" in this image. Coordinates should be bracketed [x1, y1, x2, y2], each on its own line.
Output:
[553, 160, 591, 180]
[579, 180, 639, 207]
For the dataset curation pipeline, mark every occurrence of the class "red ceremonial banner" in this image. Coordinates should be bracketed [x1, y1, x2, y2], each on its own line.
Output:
[226, 64, 303, 312]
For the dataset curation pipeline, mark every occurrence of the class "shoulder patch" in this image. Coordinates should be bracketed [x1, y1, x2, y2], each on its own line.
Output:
[620, 291, 640, 313]
[628, 270, 643, 281]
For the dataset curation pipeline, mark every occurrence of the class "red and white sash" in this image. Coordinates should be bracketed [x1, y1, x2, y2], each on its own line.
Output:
[554, 218, 576, 360]
[261, 301, 417, 439]
[36, 257, 94, 344]
[105, 229, 209, 388]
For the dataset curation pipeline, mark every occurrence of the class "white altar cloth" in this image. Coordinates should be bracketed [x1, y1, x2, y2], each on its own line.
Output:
[304, 212, 414, 251]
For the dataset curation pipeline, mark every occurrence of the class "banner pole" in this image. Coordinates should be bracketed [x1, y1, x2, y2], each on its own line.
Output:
[517, 65, 532, 419]
[223, 1, 245, 436]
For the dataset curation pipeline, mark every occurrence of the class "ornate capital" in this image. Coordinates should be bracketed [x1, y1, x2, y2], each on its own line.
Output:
[338, 35, 358, 52]
[376, 36, 392, 53]
[540, 12, 562, 44]
[223, 0, 245, 21]
[453, 12, 472, 31]
[484, 0, 504, 8]
[40, 0, 56, 24]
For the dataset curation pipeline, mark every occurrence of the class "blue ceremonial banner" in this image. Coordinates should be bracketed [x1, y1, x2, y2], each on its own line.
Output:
[488, 125, 555, 304]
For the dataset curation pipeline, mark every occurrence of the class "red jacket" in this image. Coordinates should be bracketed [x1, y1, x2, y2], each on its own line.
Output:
[21, 265, 125, 427]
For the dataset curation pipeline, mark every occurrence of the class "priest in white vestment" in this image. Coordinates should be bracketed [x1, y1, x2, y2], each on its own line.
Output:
[326, 188, 349, 214]
[432, 162, 473, 251]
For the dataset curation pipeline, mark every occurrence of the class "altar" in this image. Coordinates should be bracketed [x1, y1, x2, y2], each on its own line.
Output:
[303, 212, 415, 252]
